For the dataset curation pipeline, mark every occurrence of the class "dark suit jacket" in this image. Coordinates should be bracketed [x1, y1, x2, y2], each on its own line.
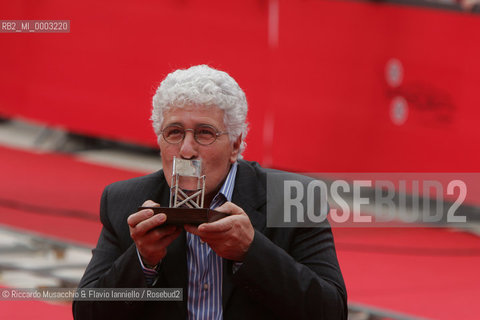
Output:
[73, 160, 347, 319]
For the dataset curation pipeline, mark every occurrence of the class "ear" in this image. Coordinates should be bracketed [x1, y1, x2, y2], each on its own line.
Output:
[229, 135, 242, 163]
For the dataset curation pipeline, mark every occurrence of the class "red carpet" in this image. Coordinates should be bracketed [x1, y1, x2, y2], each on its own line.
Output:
[334, 227, 480, 319]
[0, 146, 153, 319]
[0, 297, 72, 320]
[0, 145, 150, 245]
[1, 145, 480, 319]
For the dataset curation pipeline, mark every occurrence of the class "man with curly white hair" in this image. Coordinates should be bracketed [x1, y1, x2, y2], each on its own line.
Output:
[74, 65, 347, 320]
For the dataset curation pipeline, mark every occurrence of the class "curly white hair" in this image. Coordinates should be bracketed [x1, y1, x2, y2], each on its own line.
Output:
[151, 65, 248, 156]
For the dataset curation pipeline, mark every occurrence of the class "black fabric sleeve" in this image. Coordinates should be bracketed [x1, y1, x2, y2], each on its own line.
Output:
[231, 226, 348, 320]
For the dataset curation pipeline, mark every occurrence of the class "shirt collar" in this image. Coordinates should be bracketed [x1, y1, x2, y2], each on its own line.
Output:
[218, 162, 238, 201]
[210, 162, 238, 209]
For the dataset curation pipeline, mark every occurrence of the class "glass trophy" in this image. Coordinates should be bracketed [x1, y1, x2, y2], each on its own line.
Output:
[138, 157, 227, 225]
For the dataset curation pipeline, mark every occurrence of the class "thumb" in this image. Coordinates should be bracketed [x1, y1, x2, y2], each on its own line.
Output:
[215, 202, 244, 216]
[142, 200, 160, 207]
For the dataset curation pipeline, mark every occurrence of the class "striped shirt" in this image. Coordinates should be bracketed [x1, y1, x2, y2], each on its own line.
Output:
[186, 162, 237, 320]
[138, 162, 238, 320]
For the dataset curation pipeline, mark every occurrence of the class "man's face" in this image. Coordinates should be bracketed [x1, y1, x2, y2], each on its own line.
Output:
[159, 105, 241, 197]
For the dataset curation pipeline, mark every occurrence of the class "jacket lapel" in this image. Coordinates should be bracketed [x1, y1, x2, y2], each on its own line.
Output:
[222, 160, 266, 309]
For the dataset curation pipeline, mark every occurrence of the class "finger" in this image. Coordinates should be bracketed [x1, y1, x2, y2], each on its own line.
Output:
[142, 227, 182, 261]
[132, 213, 167, 235]
[150, 224, 179, 238]
[142, 199, 160, 208]
[184, 224, 199, 236]
[146, 226, 182, 250]
[159, 227, 182, 246]
[183, 225, 219, 243]
[198, 216, 234, 233]
[127, 209, 154, 228]
[137, 225, 179, 247]
[215, 202, 244, 216]
[184, 224, 220, 239]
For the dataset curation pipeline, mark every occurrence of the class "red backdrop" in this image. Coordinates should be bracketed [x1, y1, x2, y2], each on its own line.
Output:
[1, 0, 479, 173]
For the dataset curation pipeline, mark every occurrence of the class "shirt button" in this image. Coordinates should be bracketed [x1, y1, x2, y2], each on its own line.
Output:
[203, 283, 208, 290]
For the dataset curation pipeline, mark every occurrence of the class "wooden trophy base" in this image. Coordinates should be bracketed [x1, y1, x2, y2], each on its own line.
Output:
[138, 207, 227, 225]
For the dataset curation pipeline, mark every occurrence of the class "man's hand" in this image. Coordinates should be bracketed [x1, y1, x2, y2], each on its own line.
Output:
[127, 200, 182, 266]
[184, 202, 254, 261]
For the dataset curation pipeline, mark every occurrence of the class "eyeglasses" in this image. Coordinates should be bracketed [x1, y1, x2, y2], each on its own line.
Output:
[161, 124, 228, 146]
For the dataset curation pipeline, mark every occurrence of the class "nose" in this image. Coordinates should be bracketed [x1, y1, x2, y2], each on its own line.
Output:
[179, 130, 199, 160]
